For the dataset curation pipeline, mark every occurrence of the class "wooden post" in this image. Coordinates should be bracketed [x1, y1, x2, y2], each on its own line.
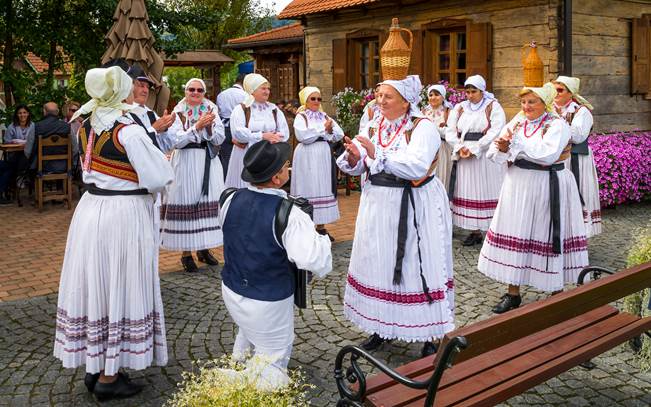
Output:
[213, 64, 222, 98]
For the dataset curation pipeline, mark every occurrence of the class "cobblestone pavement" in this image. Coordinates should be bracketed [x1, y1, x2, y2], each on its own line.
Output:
[0, 202, 650, 406]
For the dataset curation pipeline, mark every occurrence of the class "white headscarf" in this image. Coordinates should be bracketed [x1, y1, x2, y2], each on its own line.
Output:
[522, 82, 557, 112]
[464, 74, 495, 100]
[172, 78, 219, 122]
[380, 75, 424, 117]
[70, 66, 135, 133]
[184, 77, 206, 91]
[242, 73, 270, 107]
[427, 84, 453, 109]
[554, 76, 594, 110]
[297, 86, 324, 113]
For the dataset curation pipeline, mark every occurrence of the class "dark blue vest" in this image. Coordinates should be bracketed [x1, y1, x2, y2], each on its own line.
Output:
[221, 189, 293, 301]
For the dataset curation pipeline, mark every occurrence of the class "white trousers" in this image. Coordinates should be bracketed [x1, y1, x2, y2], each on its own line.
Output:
[222, 283, 294, 389]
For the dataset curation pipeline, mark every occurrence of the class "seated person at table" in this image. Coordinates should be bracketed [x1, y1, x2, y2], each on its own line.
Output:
[25, 102, 71, 173]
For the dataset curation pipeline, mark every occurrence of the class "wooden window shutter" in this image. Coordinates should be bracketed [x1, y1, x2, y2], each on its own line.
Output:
[466, 22, 493, 88]
[409, 29, 423, 77]
[332, 38, 348, 93]
[632, 15, 651, 95]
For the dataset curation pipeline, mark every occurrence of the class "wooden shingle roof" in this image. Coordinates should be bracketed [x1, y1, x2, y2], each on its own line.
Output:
[227, 23, 303, 46]
[278, 0, 379, 19]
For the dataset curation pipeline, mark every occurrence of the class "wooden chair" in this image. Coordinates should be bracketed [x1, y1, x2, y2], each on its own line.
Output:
[334, 263, 651, 406]
[36, 134, 72, 211]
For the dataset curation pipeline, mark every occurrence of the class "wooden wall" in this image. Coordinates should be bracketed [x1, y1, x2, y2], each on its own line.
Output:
[304, 0, 560, 120]
[573, 0, 651, 132]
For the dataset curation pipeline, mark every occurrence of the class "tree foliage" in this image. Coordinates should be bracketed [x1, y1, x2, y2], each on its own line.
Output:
[0, 0, 273, 122]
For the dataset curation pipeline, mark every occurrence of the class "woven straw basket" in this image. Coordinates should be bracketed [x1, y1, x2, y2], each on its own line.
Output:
[380, 18, 413, 80]
[522, 41, 544, 87]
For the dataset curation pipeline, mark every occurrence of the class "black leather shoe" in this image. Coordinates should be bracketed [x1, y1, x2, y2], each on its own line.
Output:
[197, 249, 219, 266]
[421, 341, 438, 358]
[84, 373, 100, 392]
[492, 294, 522, 314]
[181, 255, 199, 273]
[93, 373, 143, 401]
[361, 333, 386, 351]
[462, 232, 483, 246]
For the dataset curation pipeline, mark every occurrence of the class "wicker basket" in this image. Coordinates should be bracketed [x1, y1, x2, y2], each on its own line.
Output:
[380, 18, 413, 80]
[522, 41, 544, 87]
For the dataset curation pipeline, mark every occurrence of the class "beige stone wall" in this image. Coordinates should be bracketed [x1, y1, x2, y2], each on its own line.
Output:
[573, 0, 651, 132]
[303, 0, 560, 120]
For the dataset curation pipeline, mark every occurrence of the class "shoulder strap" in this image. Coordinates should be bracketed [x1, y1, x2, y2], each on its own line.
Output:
[443, 108, 450, 125]
[482, 100, 495, 135]
[274, 198, 293, 249]
[176, 112, 186, 129]
[300, 112, 308, 125]
[219, 187, 239, 208]
[404, 117, 425, 144]
[272, 107, 279, 131]
[241, 103, 251, 127]
[146, 110, 157, 125]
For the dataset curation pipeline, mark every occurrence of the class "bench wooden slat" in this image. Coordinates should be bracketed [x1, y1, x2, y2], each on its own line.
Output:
[454, 316, 651, 407]
[364, 305, 617, 404]
[395, 312, 643, 407]
[450, 263, 651, 365]
[370, 310, 637, 407]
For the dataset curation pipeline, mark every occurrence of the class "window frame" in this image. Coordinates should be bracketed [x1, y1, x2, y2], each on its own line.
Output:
[422, 19, 469, 88]
[345, 29, 384, 90]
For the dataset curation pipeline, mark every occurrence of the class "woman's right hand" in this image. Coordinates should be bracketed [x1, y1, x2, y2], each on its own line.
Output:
[262, 132, 283, 143]
[343, 136, 360, 167]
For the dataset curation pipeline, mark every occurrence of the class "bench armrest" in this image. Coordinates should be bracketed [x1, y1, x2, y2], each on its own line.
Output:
[577, 266, 616, 285]
[334, 337, 468, 407]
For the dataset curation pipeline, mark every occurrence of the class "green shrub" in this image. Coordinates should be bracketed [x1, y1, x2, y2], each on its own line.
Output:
[623, 226, 651, 371]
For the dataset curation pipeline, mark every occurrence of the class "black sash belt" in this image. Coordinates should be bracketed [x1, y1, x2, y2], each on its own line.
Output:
[182, 141, 211, 199]
[369, 171, 435, 303]
[569, 140, 588, 205]
[301, 137, 338, 197]
[86, 183, 148, 196]
[513, 159, 565, 254]
[447, 132, 484, 201]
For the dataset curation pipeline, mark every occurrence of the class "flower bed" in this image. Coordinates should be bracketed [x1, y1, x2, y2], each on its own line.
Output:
[590, 131, 651, 207]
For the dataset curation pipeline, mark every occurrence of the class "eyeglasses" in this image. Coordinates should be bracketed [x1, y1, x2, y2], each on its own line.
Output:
[187, 88, 205, 93]
[554, 88, 565, 94]
[309, 97, 322, 102]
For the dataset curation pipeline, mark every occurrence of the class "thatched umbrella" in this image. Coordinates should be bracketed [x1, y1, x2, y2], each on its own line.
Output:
[102, 0, 169, 114]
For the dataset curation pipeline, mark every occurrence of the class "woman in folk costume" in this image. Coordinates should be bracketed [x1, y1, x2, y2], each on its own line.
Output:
[446, 75, 507, 246]
[160, 78, 225, 273]
[358, 84, 381, 134]
[225, 73, 290, 189]
[422, 84, 453, 191]
[553, 76, 601, 238]
[290, 86, 345, 240]
[337, 75, 454, 357]
[478, 83, 589, 314]
[54, 66, 174, 401]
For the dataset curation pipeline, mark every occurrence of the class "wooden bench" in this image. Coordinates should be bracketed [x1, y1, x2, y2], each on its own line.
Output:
[334, 263, 651, 406]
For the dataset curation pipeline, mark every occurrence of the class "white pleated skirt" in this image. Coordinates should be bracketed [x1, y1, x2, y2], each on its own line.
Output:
[477, 166, 589, 292]
[344, 177, 455, 342]
[563, 149, 602, 238]
[160, 148, 224, 251]
[434, 141, 453, 193]
[450, 155, 506, 230]
[225, 144, 250, 189]
[290, 141, 340, 225]
[54, 192, 167, 375]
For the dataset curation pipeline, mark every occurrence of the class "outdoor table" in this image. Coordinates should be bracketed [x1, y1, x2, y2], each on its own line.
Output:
[0, 143, 25, 160]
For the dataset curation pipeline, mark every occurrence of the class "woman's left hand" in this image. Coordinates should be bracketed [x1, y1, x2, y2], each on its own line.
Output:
[356, 136, 375, 159]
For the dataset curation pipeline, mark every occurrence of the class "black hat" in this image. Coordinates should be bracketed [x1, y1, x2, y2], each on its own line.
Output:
[127, 64, 155, 86]
[241, 140, 291, 184]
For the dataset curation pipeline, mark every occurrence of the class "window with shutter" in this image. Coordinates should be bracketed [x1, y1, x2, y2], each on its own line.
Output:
[632, 14, 651, 96]
[421, 20, 491, 89]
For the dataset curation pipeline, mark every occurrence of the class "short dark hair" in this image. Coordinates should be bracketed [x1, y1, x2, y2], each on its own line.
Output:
[464, 84, 479, 90]
[12, 104, 32, 126]
[235, 73, 246, 84]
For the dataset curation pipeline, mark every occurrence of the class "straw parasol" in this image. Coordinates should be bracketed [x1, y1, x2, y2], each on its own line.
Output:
[101, 0, 170, 114]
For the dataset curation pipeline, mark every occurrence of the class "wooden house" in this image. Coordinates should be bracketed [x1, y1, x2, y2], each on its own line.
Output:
[278, 0, 651, 132]
[226, 23, 305, 103]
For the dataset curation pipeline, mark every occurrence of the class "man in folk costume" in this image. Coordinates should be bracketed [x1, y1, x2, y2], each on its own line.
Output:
[54, 66, 174, 401]
[446, 75, 507, 246]
[291, 86, 345, 241]
[160, 78, 225, 273]
[478, 83, 589, 313]
[217, 73, 247, 177]
[553, 76, 602, 238]
[225, 73, 290, 189]
[337, 71, 454, 355]
[219, 140, 332, 389]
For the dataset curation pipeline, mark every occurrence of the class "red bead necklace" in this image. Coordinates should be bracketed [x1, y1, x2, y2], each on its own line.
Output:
[377, 115, 409, 147]
[523, 113, 548, 138]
